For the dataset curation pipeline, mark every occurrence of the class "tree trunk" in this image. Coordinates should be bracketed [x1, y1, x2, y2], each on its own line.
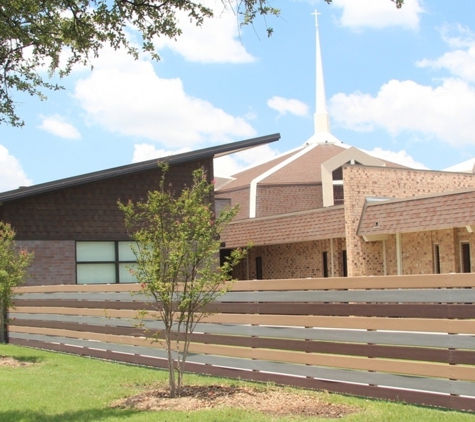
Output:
[166, 333, 176, 397]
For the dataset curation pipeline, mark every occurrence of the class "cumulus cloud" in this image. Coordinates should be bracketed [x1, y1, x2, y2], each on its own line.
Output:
[0, 145, 32, 192]
[38, 115, 81, 139]
[153, 0, 254, 63]
[331, 0, 424, 30]
[74, 50, 255, 147]
[330, 24, 475, 147]
[365, 147, 428, 169]
[417, 24, 475, 83]
[214, 144, 281, 177]
[330, 78, 475, 146]
[267, 96, 309, 116]
[132, 143, 191, 163]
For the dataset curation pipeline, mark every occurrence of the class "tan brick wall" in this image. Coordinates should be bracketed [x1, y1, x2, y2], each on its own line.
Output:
[344, 165, 475, 276]
[16, 240, 76, 286]
[256, 184, 323, 217]
[233, 238, 347, 280]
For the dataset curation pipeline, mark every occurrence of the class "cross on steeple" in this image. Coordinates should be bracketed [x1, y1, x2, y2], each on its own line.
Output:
[312, 9, 321, 27]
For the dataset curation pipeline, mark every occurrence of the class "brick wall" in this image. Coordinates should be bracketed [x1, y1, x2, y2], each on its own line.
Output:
[16, 240, 76, 286]
[233, 238, 347, 280]
[256, 184, 323, 217]
[344, 165, 475, 276]
[1, 159, 212, 241]
[215, 187, 250, 220]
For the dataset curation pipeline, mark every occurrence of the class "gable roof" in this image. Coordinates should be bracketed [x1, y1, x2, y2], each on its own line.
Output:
[0, 134, 280, 204]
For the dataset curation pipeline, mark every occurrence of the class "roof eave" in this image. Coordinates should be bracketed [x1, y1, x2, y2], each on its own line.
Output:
[0, 133, 280, 203]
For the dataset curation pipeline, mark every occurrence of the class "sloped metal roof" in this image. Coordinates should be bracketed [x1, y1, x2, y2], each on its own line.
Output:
[0, 133, 280, 204]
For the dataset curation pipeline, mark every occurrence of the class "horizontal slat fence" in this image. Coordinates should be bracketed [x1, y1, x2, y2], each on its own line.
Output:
[8, 273, 475, 412]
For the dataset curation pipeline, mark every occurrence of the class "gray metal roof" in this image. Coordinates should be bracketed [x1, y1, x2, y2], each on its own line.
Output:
[0, 133, 280, 203]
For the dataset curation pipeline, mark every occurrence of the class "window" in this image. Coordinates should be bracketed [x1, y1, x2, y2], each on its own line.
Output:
[76, 241, 137, 284]
[342, 250, 348, 277]
[461, 243, 471, 273]
[255, 257, 263, 280]
[322, 252, 329, 278]
[433, 244, 441, 274]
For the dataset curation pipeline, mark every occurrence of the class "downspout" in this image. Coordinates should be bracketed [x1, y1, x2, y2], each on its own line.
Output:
[383, 239, 387, 276]
[396, 233, 403, 275]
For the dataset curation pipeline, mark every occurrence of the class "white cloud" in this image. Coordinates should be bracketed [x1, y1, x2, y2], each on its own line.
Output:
[74, 50, 255, 147]
[214, 144, 281, 177]
[132, 143, 191, 163]
[329, 78, 475, 147]
[417, 25, 475, 83]
[38, 115, 81, 139]
[331, 0, 424, 30]
[0, 145, 32, 192]
[153, 0, 254, 63]
[365, 147, 428, 169]
[267, 96, 309, 116]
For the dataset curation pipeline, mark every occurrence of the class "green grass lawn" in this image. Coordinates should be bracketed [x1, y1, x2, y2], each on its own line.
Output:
[1, 344, 474, 422]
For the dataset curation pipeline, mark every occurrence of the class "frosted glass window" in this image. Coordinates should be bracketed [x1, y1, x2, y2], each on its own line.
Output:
[119, 263, 137, 283]
[76, 241, 139, 284]
[77, 242, 115, 262]
[77, 264, 115, 284]
[118, 242, 136, 262]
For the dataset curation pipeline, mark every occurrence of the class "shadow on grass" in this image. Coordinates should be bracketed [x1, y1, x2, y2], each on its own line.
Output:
[0, 407, 140, 422]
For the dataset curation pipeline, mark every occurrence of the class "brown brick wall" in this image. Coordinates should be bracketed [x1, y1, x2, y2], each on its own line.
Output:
[232, 238, 347, 280]
[256, 184, 323, 217]
[16, 240, 76, 286]
[215, 187, 250, 220]
[344, 165, 475, 276]
[1, 159, 212, 241]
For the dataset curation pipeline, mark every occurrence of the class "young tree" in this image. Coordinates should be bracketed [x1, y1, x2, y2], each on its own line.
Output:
[0, 222, 33, 344]
[0, 0, 280, 127]
[119, 166, 246, 397]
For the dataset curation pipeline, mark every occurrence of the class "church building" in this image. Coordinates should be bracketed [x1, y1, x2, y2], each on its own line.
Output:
[216, 12, 475, 279]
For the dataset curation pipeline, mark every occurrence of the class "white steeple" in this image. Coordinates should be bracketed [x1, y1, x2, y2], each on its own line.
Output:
[306, 11, 343, 146]
[313, 10, 330, 134]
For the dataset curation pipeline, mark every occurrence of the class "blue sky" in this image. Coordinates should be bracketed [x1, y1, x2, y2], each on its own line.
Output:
[2, 0, 475, 191]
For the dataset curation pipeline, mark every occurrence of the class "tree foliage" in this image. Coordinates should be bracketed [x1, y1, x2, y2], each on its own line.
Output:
[0, 0, 280, 127]
[119, 165, 247, 397]
[1, 0, 405, 127]
[0, 221, 33, 344]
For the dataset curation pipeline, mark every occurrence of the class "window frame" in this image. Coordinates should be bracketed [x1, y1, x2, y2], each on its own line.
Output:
[460, 242, 471, 273]
[76, 240, 137, 284]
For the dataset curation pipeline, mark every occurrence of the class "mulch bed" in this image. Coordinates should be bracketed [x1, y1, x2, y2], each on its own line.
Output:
[0, 355, 35, 367]
[112, 384, 359, 418]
